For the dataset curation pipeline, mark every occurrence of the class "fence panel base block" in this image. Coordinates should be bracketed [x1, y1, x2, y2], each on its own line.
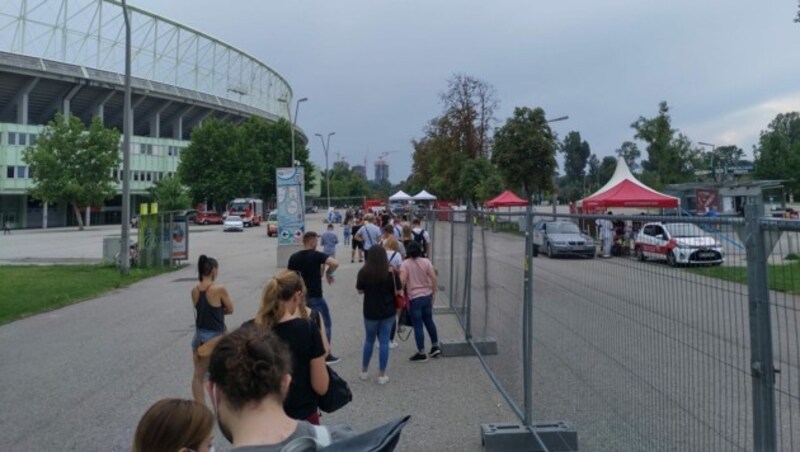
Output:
[440, 337, 497, 356]
[481, 421, 578, 452]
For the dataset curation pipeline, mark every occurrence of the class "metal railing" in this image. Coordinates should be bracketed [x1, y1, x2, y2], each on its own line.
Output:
[427, 197, 799, 451]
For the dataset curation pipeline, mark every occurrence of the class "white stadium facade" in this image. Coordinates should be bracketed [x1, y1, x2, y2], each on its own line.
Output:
[0, 0, 303, 228]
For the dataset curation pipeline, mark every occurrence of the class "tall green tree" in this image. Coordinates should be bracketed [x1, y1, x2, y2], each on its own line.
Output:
[23, 113, 120, 230]
[631, 101, 699, 187]
[701, 144, 745, 182]
[149, 175, 191, 211]
[458, 157, 504, 206]
[754, 112, 800, 195]
[560, 131, 591, 183]
[492, 107, 558, 199]
[615, 141, 641, 171]
[598, 156, 617, 186]
[586, 154, 601, 193]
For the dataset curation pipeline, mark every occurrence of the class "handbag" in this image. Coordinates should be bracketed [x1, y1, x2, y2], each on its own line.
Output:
[318, 365, 353, 413]
[196, 333, 224, 359]
[390, 266, 405, 310]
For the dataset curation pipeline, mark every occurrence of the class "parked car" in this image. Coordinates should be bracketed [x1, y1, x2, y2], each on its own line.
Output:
[306, 205, 319, 213]
[634, 222, 724, 266]
[266, 210, 278, 237]
[194, 211, 224, 225]
[174, 209, 199, 223]
[223, 215, 244, 232]
[532, 221, 596, 258]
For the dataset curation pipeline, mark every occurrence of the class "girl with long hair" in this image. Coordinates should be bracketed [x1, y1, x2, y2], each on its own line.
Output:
[246, 270, 329, 424]
[133, 398, 214, 452]
[191, 254, 233, 405]
[356, 244, 401, 384]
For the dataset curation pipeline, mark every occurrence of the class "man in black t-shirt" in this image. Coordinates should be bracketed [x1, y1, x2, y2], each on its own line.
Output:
[288, 231, 340, 364]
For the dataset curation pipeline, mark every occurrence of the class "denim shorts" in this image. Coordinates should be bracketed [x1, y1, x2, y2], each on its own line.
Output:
[191, 328, 224, 351]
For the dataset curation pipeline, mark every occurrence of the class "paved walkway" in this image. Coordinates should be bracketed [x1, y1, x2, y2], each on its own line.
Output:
[0, 216, 514, 451]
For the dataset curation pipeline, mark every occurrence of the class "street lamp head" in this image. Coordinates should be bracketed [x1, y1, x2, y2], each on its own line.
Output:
[328, 132, 336, 137]
[315, 133, 323, 138]
[546, 115, 569, 123]
[277, 97, 288, 104]
[698, 141, 716, 147]
[297, 97, 308, 103]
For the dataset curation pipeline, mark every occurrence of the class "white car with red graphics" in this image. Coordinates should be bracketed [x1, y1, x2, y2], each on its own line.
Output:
[634, 222, 724, 267]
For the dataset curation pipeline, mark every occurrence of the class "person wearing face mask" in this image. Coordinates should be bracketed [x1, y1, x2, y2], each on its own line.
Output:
[191, 254, 234, 405]
[206, 327, 354, 450]
[133, 398, 215, 452]
[242, 271, 329, 425]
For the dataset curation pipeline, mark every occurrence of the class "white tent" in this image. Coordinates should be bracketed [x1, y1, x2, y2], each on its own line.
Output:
[389, 190, 413, 201]
[412, 190, 437, 201]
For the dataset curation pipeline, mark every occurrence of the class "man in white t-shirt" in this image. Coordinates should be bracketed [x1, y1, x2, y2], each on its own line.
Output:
[595, 211, 614, 258]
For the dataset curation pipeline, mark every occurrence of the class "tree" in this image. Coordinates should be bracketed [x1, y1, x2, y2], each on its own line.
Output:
[586, 154, 601, 193]
[458, 157, 504, 206]
[149, 175, 191, 211]
[440, 73, 499, 159]
[23, 113, 120, 230]
[700, 145, 745, 181]
[754, 112, 800, 195]
[559, 131, 591, 201]
[615, 141, 641, 172]
[631, 101, 699, 188]
[598, 156, 617, 186]
[492, 107, 558, 200]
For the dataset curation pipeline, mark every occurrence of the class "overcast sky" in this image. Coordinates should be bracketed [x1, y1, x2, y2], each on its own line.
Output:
[134, 0, 800, 183]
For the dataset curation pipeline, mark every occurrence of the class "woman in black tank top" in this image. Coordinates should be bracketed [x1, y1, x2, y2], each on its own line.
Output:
[191, 255, 234, 406]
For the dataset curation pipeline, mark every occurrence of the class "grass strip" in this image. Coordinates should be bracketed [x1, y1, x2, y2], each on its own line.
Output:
[0, 264, 183, 325]
[688, 261, 800, 295]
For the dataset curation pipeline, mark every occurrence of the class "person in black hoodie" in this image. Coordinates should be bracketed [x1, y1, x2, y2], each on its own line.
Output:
[356, 245, 401, 385]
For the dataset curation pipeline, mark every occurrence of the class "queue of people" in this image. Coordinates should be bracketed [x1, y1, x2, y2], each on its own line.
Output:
[134, 209, 432, 450]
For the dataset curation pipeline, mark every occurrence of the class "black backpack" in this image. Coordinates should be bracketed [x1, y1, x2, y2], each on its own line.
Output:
[411, 229, 427, 256]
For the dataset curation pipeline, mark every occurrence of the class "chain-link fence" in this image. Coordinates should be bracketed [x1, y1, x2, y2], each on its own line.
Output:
[427, 198, 799, 451]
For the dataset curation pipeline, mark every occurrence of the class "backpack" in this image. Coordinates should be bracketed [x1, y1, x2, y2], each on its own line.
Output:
[412, 229, 427, 256]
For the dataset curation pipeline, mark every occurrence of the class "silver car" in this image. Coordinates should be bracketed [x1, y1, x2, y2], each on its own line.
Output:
[532, 221, 596, 258]
[223, 215, 244, 232]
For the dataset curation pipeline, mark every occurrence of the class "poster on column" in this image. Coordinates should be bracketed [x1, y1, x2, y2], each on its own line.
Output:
[276, 167, 305, 246]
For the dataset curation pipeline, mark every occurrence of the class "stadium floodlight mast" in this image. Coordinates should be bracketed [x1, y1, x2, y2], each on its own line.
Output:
[278, 97, 308, 168]
[546, 115, 569, 218]
[315, 132, 336, 209]
[119, 0, 132, 275]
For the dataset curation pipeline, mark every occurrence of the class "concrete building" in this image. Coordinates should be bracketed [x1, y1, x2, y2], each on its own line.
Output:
[374, 159, 389, 183]
[352, 164, 367, 179]
[0, 0, 303, 229]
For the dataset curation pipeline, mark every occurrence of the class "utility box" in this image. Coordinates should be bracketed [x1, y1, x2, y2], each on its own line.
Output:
[102, 236, 122, 263]
[481, 421, 578, 451]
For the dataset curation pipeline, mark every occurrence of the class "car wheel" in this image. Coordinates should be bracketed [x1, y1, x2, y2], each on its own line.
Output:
[203, 220, 208, 225]
[532, 245, 539, 257]
[635, 247, 646, 262]
[666, 251, 678, 267]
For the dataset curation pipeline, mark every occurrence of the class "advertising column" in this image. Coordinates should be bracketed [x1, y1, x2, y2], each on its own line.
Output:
[276, 167, 305, 266]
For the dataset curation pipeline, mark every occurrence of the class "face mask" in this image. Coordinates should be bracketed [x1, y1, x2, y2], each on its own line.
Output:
[210, 384, 234, 444]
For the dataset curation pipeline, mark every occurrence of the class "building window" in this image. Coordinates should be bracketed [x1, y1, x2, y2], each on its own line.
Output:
[8, 133, 16, 145]
[146, 172, 152, 182]
[18, 133, 26, 146]
[16, 166, 26, 178]
[133, 171, 139, 182]
[6, 166, 14, 178]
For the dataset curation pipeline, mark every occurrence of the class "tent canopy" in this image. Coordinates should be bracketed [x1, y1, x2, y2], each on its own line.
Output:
[412, 190, 437, 201]
[388, 190, 412, 201]
[485, 190, 528, 208]
[578, 158, 679, 211]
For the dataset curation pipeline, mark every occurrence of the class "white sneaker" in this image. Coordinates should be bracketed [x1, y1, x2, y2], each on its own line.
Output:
[377, 375, 390, 385]
[359, 371, 369, 381]
[389, 341, 399, 349]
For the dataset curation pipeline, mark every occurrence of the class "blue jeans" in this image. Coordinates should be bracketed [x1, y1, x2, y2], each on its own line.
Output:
[409, 294, 439, 352]
[362, 316, 395, 371]
[307, 297, 332, 343]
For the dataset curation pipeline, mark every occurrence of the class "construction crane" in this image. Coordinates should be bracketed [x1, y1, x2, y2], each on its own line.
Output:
[376, 151, 399, 161]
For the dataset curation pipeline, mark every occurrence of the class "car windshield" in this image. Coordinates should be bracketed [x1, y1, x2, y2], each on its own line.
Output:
[665, 223, 705, 237]
[547, 222, 580, 234]
[268, 213, 278, 221]
[229, 202, 248, 212]
[227, 216, 241, 221]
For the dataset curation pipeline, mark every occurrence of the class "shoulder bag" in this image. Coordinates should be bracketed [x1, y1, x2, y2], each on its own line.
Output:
[319, 365, 353, 413]
[390, 267, 405, 310]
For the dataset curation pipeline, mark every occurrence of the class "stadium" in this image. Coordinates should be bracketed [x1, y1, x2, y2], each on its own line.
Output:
[0, 0, 303, 228]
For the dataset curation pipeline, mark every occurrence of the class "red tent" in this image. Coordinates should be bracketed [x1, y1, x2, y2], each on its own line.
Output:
[578, 158, 679, 212]
[485, 190, 528, 207]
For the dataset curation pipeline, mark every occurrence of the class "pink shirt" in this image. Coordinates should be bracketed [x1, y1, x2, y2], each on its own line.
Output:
[400, 257, 435, 300]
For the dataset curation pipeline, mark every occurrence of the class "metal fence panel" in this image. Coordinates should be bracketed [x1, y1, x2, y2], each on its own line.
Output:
[529, 213, 753, 451]
[762, 220, 800, 451]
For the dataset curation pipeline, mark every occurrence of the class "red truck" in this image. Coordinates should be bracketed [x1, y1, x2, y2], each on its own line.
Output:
[227, 198, 264, 227]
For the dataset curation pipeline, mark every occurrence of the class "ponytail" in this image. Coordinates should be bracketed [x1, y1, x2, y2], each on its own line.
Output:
[255, 271, 306, 329]
[198, 254, 218, 281]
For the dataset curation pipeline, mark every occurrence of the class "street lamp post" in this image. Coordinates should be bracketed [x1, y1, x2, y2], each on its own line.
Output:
[278, 97, 308, 167]
[698, 141, 716, 182]
[546, 115, 569, 219]
[315, 132, 336, 209]
[119, 0, 132, 274]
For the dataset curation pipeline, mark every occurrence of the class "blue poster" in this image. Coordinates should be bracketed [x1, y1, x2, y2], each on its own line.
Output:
[276, 167, 305, 246]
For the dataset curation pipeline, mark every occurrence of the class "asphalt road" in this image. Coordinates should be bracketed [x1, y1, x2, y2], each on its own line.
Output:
[0, 216, 514, 451]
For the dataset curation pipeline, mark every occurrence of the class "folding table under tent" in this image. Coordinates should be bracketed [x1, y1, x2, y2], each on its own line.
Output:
[576, 158, 679, 213]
